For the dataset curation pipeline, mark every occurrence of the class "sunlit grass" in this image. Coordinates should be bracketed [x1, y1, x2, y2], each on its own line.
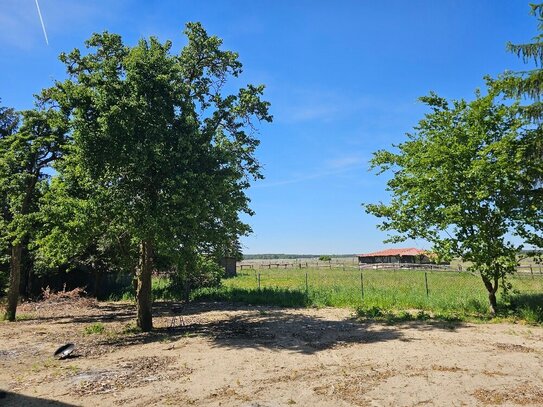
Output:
[193, 267, 543, 322]
[106, 266, 543, 323]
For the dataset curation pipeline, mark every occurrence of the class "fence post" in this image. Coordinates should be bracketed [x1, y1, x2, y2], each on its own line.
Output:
[424, 271, 429, 297]
[258, 273, 261, 290]
[305, 271, 308, 294]
[530, 265, 534, 280]
[360, 271, 364, 301]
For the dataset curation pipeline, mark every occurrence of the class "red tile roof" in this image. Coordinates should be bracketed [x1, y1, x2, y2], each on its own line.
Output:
[357, 248, 427, 258]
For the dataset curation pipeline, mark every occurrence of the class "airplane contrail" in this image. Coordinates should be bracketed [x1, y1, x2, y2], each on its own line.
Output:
[34, 0, 49, 45]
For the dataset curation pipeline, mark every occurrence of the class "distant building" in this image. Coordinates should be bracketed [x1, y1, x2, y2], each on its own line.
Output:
[357, 248, 432, 265]
[220, 256, 237, 277]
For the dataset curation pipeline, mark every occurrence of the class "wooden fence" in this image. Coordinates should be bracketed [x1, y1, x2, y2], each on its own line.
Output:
[237, 259, 543, 275]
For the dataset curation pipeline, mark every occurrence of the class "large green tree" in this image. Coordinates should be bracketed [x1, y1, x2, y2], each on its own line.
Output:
[489, 2, 543, 248]
[1, 106, 68, 320]
[50, 23, 271, 331]
[364, 91, 539, 314]
[496, 3, 543, 122]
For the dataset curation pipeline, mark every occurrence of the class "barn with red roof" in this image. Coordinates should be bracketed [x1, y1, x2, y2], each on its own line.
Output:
[357, 248, 431, 265]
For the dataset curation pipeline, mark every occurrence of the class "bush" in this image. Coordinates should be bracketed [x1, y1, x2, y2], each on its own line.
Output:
[189, 255, 224, 289]
[319, 255, 332, 261]
[157, 255, 225, 301]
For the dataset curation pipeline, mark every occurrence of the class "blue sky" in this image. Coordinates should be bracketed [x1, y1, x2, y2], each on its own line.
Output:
[0, 1, 537, 254]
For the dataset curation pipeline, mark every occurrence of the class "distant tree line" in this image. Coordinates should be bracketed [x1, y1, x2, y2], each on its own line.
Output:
[0, 23, 271, 330]
[242, 254, 355, 260]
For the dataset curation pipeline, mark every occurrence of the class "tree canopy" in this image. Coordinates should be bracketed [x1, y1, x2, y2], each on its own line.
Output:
[494, 3, 543, 122]
[40, 23, 271, 330]
[1, 104, 69, 321]
[364, 91, 540, 314]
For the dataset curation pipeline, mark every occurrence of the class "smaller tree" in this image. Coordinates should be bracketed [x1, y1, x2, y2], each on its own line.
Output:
[364, 91, 539, 314]
[0, 100, 20, 297]
[1, 106, 68, 320]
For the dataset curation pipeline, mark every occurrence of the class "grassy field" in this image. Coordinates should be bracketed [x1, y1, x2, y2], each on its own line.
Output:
[184, 267, 543, 323]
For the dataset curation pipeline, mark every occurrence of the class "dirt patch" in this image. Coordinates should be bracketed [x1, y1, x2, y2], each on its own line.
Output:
[430, 364, 466, 373]
[72, 356, 185, 395]
[494, 342, 537, 353]
[473, 383, 543, 405]
[1, 300, 543, 406]
[314, 367, 397, 405]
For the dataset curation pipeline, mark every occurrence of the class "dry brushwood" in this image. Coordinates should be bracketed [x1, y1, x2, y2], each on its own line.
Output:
[18, 285, 97, 314]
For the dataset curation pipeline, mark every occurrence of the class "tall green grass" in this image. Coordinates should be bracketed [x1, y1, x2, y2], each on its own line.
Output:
[108, 267, 542, 322]
[192, 268, 543, 322]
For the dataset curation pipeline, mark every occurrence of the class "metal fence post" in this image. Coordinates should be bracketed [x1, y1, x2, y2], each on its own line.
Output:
[424, 271, 429, 297]
[305, 270, 308, 294]
[360, 271, 364, 301]
[258, 272, 261, 290]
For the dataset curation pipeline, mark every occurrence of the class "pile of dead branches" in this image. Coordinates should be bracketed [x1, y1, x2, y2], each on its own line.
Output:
[19, 285, 97, 314]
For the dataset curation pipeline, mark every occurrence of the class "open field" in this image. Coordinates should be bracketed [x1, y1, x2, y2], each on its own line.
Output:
[188, 267, 543, 323]
[2, 300, 543, 406]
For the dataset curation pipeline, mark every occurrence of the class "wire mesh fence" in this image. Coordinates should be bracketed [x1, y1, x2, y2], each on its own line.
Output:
[225, 266, 543, 313]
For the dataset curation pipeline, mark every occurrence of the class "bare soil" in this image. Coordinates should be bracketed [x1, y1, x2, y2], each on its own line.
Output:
[1, 300, 543, 406]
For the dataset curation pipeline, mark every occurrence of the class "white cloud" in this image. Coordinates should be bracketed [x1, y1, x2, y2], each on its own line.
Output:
[255, 159, 368, 188]
[325, 155, 364, 170]
[271, 86, 380, 124]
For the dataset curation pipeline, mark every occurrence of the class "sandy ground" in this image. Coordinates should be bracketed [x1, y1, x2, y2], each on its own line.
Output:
[1, 300, 543, 407]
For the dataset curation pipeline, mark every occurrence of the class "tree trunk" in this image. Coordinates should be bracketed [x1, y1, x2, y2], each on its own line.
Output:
[25, 260, 33, 298]
[19, 243, 31, 297]
[481, 274, 498, 315]
[4, 244, 23, 321]
[487, 290, 498, 315]
[93, 269, 102, 298]
[136, 240, 154, 331]
[4, 175, 38, 321]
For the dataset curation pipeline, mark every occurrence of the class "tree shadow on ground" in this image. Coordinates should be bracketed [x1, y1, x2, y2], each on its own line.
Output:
[107, 307, 405, 355]
[192, 287, 313, 308]
[102, 298, 466, 355]
[13, 303, 136, 324]
[0, 391, 76, 406]
[5, 289, 468, 356]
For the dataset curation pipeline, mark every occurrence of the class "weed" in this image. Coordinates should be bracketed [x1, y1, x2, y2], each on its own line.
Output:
[517, 306, 543, 324]
[357, 306, 387, 319]
[121, 323, 141, 335]
[84, 322, 106, 335]
[31, 358, 59, 373]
